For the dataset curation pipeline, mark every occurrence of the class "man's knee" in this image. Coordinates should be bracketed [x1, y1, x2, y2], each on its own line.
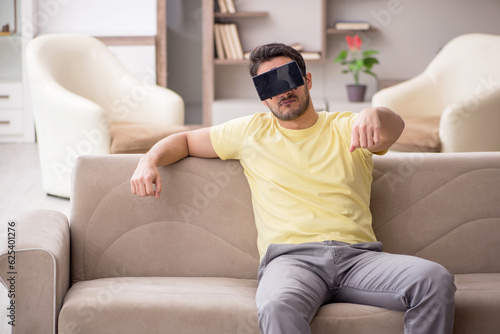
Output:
[414, 260, 456, 304]
[257, 297, 312, 333]
[258, 298, 288, 320]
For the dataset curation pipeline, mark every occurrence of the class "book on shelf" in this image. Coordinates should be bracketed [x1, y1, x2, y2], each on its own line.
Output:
[215, 0, 237, 14]
[225, 0, 237, 14]
[228, 24, 244, 59]
[334, 21, 370, 31]
[286, 43, 321, 60]
[289, 43, 304, 52]
[300, 52, 321, 60]
[214, 24, 226, 60]
[214, 23, 244, 60]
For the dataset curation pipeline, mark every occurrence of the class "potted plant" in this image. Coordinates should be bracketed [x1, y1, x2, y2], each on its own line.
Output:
[334, 35, 379, 102]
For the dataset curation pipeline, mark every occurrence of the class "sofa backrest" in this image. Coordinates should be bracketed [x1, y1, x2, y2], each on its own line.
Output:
[70, 155, 259, 284]
[371, 152, 500, 274]
[70, 153, 500, 283]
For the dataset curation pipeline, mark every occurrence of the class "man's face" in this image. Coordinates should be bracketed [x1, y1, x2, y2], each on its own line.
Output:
[257, 56, 312, 122]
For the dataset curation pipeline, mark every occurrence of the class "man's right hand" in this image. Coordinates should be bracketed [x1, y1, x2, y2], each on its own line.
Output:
[130, 128, 218, 199]
[130, 156, 162, 198]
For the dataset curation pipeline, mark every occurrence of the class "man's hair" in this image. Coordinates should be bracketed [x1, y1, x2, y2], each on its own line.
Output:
[248, 43, 306, 77]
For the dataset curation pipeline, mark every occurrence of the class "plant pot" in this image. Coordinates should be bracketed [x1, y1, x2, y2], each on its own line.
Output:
[346, 84, 367, 102]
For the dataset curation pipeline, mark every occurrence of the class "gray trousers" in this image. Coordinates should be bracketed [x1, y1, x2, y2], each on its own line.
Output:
[256, 241, 456, 334]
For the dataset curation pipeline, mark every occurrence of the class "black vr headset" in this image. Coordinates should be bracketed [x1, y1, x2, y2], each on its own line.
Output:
[252, 60, 305, 101]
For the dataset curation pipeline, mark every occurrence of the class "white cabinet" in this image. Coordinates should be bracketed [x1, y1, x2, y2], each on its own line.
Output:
[0, 82, 24, 135]
[0, 0, 35, 142]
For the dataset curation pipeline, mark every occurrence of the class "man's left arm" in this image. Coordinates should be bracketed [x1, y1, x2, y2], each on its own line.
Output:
[349, 107, 405, 153]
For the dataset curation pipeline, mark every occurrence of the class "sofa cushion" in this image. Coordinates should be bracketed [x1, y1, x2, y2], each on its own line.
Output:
[70, 157, 259, 283]
[109, 122, 190, 154]
[453, 273, 500, 334]
[59, 277, 260, 334]
[58, 273, 500, 334]
[58, 277, 407, 334]
[371, 152, 500, 274]
[391, 117, 441, 152]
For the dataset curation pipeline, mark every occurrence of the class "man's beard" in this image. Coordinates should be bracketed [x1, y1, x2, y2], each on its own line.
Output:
[265, 89, 310, 122]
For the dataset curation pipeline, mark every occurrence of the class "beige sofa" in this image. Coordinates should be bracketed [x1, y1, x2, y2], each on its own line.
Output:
[2, 152, 500, 334]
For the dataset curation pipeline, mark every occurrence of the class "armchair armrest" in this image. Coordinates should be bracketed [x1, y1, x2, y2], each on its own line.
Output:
[37, 82, 111, 155]
[111, 73, 185, 126]
[0, 210, 70, 334]
[372, 73, 442, 119]
[35, 82, 111, 197]
[440, 88, 500, 152]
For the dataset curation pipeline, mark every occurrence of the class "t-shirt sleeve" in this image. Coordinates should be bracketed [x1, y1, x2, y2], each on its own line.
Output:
[209, 115, 253, 160]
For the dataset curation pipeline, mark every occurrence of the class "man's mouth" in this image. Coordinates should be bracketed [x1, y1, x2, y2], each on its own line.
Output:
[279, 97, 296, 107]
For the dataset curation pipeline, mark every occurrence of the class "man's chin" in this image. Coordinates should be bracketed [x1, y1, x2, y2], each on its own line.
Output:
[272, 108, 306, 122]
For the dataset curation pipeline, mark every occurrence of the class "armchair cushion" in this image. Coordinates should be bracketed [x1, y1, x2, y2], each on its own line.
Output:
[109, 122, 190, 154]
[391, 117, 441, 152]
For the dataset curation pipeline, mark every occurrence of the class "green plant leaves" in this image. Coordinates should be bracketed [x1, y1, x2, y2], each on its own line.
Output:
[362, 50, 379, 57]
[335, 44, 379, 84]
[363, 57, 379, 70]
[334, 50, 348, 63]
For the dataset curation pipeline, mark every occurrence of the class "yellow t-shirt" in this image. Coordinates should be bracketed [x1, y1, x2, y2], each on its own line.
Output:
[210, 111, 378, 259]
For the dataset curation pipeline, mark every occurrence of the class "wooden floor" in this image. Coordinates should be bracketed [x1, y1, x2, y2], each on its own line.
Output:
[0, 143, 70, 224]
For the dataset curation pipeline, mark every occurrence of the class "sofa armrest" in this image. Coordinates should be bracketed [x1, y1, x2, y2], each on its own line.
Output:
[0, 210, 70, 334]
[371, 73, 442, 119]
[440, 88, 500, 152]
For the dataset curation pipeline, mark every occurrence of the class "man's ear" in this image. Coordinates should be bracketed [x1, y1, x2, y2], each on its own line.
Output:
[305, 73, 312, 90]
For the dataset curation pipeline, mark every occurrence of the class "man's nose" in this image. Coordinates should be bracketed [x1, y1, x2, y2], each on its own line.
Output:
[278, 90, 292, 98]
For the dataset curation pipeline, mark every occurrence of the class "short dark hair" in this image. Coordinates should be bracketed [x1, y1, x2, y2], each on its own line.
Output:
[248, 43, 306, 77]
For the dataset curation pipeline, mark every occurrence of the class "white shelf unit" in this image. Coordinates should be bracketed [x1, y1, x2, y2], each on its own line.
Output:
[0, 0, 35, 142]
[202, 0, 327, 126]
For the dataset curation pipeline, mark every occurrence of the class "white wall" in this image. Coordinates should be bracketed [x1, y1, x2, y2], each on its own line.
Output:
[319, 0, 500, 102]
[208, 0, 500, 115]
[34, 0, 157, 83]
[166, 0, 203, 124]
[35, 0, 156, 36]
[29, 0, 500, 120]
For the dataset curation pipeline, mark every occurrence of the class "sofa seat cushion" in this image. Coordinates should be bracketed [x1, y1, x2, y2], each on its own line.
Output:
[391, 117, 441, 152]
[58, 277, 407, 334]
[58, 277, 260, 334]
[58, 273, 500, 334]
[453, 273, 500, 334]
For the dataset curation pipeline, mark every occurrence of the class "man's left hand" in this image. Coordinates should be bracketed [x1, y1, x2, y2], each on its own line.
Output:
[349, 108, 382, 152]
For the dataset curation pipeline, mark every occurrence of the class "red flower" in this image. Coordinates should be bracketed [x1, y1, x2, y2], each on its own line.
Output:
[346, 35, 362, 51]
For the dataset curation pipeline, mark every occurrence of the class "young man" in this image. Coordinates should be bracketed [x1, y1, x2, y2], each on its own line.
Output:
[130, 43, 456, 334]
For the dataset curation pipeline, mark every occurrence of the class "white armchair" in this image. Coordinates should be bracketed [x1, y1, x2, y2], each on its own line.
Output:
[372, 33, 500, 153]
[26, 34, 185, 198]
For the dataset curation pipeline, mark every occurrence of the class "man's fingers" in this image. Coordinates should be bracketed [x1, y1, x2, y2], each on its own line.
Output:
[154, 175, 162, 198]
[350, 127, 360, 152]
[351, 125, 381, 152]
[359, 128, 368, 148]
[373, 127, 381, 146]
[131, 175, 160, 198]
[131, 181, 137, 195]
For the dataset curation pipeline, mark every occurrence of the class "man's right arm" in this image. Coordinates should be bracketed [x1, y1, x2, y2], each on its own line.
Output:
[130, 127, 217, 198]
